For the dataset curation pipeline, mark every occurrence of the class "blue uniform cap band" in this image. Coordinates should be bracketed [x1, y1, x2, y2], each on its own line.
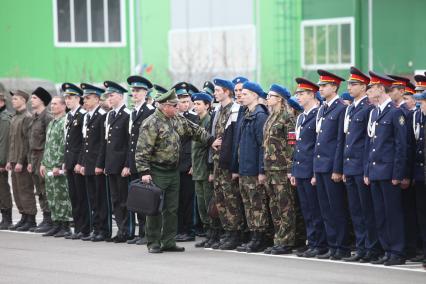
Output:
[130, 82, 148, 89]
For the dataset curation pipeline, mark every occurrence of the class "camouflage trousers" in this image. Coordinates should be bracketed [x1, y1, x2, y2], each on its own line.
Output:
[45, 172, 72, 222]
[239, 175, 269, 232]
[213, 165, 244, 231]
[265, 171, 296, 246]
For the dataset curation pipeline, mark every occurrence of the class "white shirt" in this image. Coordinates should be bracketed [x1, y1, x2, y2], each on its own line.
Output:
[353, 95, 367, 108]
[88, 105, 100, 117]
[326, 95, 339, 107]
[113, 103, 125, 113]
[69, 106, 79, 116]
[379, 98, 392, 112]
[303, 105, 317, 116]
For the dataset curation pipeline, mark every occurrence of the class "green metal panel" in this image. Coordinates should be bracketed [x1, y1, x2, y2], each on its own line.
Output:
[0, 0, 131, 84]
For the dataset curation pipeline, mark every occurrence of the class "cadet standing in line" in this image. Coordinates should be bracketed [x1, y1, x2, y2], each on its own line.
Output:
[210, 78, 244, 250]
[0, 93, 12, 230]
[6, 90, 37, 231]
[262, 84, 296, 255]
[125, 75, 155, 245]
[291, 78, 328, 258]
[40, 96, 73, 238]
[342, 67, 380, 262]
[234, 81, 270, 253]
[412, 91, 426, 266]
[314, 70, 350, 260]
[103, 81, 131, 243]
[136, 89, 214, 253]
[78, 83, 110, 242]
[173, 82, 199, 242]
[364, 72, 406, 266]
[63, 83, 90, 239]
[28, 87, 53, 233]
[191, 92, 220, 248]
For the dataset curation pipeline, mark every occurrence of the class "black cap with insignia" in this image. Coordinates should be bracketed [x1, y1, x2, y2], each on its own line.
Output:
[62, 83, 83, 97]
[104, 81, 127, 94]
[80, 83, 104, 97]
[153, 84, 168, 94]
[127, 75, 153, 90]
[202, 81, 215, 97]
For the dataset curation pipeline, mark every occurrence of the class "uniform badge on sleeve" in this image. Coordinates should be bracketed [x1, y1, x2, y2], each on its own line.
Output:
[399, 116, 405, 126]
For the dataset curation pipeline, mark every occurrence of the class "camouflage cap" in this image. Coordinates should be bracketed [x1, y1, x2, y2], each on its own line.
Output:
[10, 90, 30, 102]
[155, 88, 179, 104]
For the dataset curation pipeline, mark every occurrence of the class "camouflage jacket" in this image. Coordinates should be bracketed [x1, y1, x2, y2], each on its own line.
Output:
[41, 115, 66, 169]
[136, 109, 213, 175]
[263, 108, 295, 172]
[0, 107, 11, 166]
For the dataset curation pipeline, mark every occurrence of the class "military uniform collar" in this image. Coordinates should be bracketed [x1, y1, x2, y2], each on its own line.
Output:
[88, 105, 100, 117]
[378, 98, 392, 112]
[70, 106, 80, 116]
[353, 95, 367, 108]
[113, 103, 125, 113]
[303, 105, 317, 116]
[326, 95, 339, 107]
[134, 101, 145, 113]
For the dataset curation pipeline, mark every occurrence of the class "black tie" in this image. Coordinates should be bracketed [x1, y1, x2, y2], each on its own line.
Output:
[348, 105, 355, 117]
[86, 114, 91, 125]
[298, 114, 306, 127]
[377, 107, 381, 117]
[323, 104, 328, 114]
[132, 109, 137, 121]
[109, 111, 116, 124]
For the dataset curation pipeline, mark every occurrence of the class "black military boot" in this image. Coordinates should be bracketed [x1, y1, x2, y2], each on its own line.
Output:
[17, 215, 37, 232]
[220, 231, 241, 250]
[195, 229, 211, 248]
[0, 209, 12, 230]
[54, 221, 71, 238]
[237, 231, 254, 252]
[33, 211, 53, 233]
[9, 214, 26, 230]
[204, 229, 220, 248]
[211, 230, 230, 249]
[246, 232, 266, 253]
[42, 221, 61, 237]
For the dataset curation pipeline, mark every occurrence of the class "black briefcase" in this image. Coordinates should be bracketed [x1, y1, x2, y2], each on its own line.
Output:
[127, 179, 164, 216]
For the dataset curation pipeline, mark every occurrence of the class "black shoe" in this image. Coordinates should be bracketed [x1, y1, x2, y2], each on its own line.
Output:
[162, 245, 185, 252]
[113, 234, 128, 243]
[9, 214, 27, 231]
[236, 243, 249, 252]
[54, 222, 71, 238]
[317, 249, 335, 259]
[331, 250, 351, 260]
[371, 254, 390, 265]
[127, 236, 141, 244]
[384, 256, 406, 266]
[148, 245, 162, 253]
[195, 238, 209, 248]
[175, 234, 185, 242]
[271, 245, 293, 255]
[0, 209, 12, 230]
[92, 233, 107, 242]
[16, 215, 36, 232]
[301, 248, 327, 258]
[343, 252, 365, 262]
[42, 222, 61, 237]
[246, 232, 267, 253]
[219, 231, 241, 250]
[409, 255, 424, 262]
[181, 234, 195, 242]
[136, 237, 147, 245]
[294, 245, 309, 254]
[80, 233, 94, 241]
[359, 252, 380, 263]
[65, 233, 78, 240]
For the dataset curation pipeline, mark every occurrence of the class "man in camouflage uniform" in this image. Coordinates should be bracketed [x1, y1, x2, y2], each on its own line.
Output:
[40, 96, 72, 237]
[6, 90, 36, 231]
[263, 84, 296, 255]
[28, 87, 53, 233]
[136, 89, 214, 254]
[0, 93, 12, 229]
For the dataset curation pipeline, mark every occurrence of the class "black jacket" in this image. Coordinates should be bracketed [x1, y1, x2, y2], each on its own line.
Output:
[179, 111, 199, 172]
[64, 106, 86, 170]
[79, 106, 106, 175]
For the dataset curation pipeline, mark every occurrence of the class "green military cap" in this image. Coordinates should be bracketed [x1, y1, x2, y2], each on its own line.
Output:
[155, 88, 179, 104]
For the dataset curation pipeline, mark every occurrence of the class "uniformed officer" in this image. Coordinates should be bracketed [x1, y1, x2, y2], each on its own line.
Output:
[202, 81, 215, 97]
[40, 96, 73, 237]
[103, 80, 131, 243]
[135, 89, 214, 253]
[78, 83, 111, 242]
[388, 75, 417, 259]
[6, 90, 37, 231]
[125, 75, 155, 245]
[314, 70, 350, 260]
[364, 71, 406, 266]
[0, 93, 12, 230]
[210, 78, 244, 250]
[342, 67, 380, 262]
[262, 84, 296, 255]
[291, 78, 328, 258]
[63, 83, 90, 239]
[412, 91, 426, 265]
[28, 87, 53, 233]
[172, 82, 199, 242]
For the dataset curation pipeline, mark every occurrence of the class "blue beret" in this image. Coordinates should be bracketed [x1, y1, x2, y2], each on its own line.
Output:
[315, 91, 323, 102]
[191, 92, 213, 103]
[269, 84, 290, 100]
[287, 96, 304, 112]
[242, 81, 264, 98]
[413, 91, 426, 100]
[213, 78, 235, 91]
[340, 92, 354, 102]
[232, 76, 249, 85]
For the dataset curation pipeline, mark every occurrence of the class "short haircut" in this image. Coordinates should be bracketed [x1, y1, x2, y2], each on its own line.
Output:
[52, 95, 66, 105]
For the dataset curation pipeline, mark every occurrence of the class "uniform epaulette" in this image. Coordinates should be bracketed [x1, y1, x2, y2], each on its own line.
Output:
[79, 108, 87, 114]
[123, 108, 131, 114]
[146, 104, 155, 110]
[230, 102, 240, 113]
[189, 110, 197, 116]
[98, 108, 106, 115]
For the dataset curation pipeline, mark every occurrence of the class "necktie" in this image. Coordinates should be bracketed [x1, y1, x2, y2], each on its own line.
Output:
[348, 105, 355, 117]
[109, 111, 116, 124]
[377, 107, 381, 116]
[323, 104, 328, 114]
[298, 113, 306, 127]
[132, 109, 137, 121]
[86, 114, 91, 125]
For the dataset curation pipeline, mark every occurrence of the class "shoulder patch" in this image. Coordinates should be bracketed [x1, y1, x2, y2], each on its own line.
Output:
[230, 102, 240, 113]
[98, 108, 106, 115]
[146, 104, 155, 110]
[123, 108, 131, 114]
[79, 108, 87, 114]
[399, 115, 405, 126]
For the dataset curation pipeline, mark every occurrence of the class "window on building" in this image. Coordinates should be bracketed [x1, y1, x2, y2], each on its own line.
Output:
[53, 0, 126, 47]
[301, 17, 354, 70]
